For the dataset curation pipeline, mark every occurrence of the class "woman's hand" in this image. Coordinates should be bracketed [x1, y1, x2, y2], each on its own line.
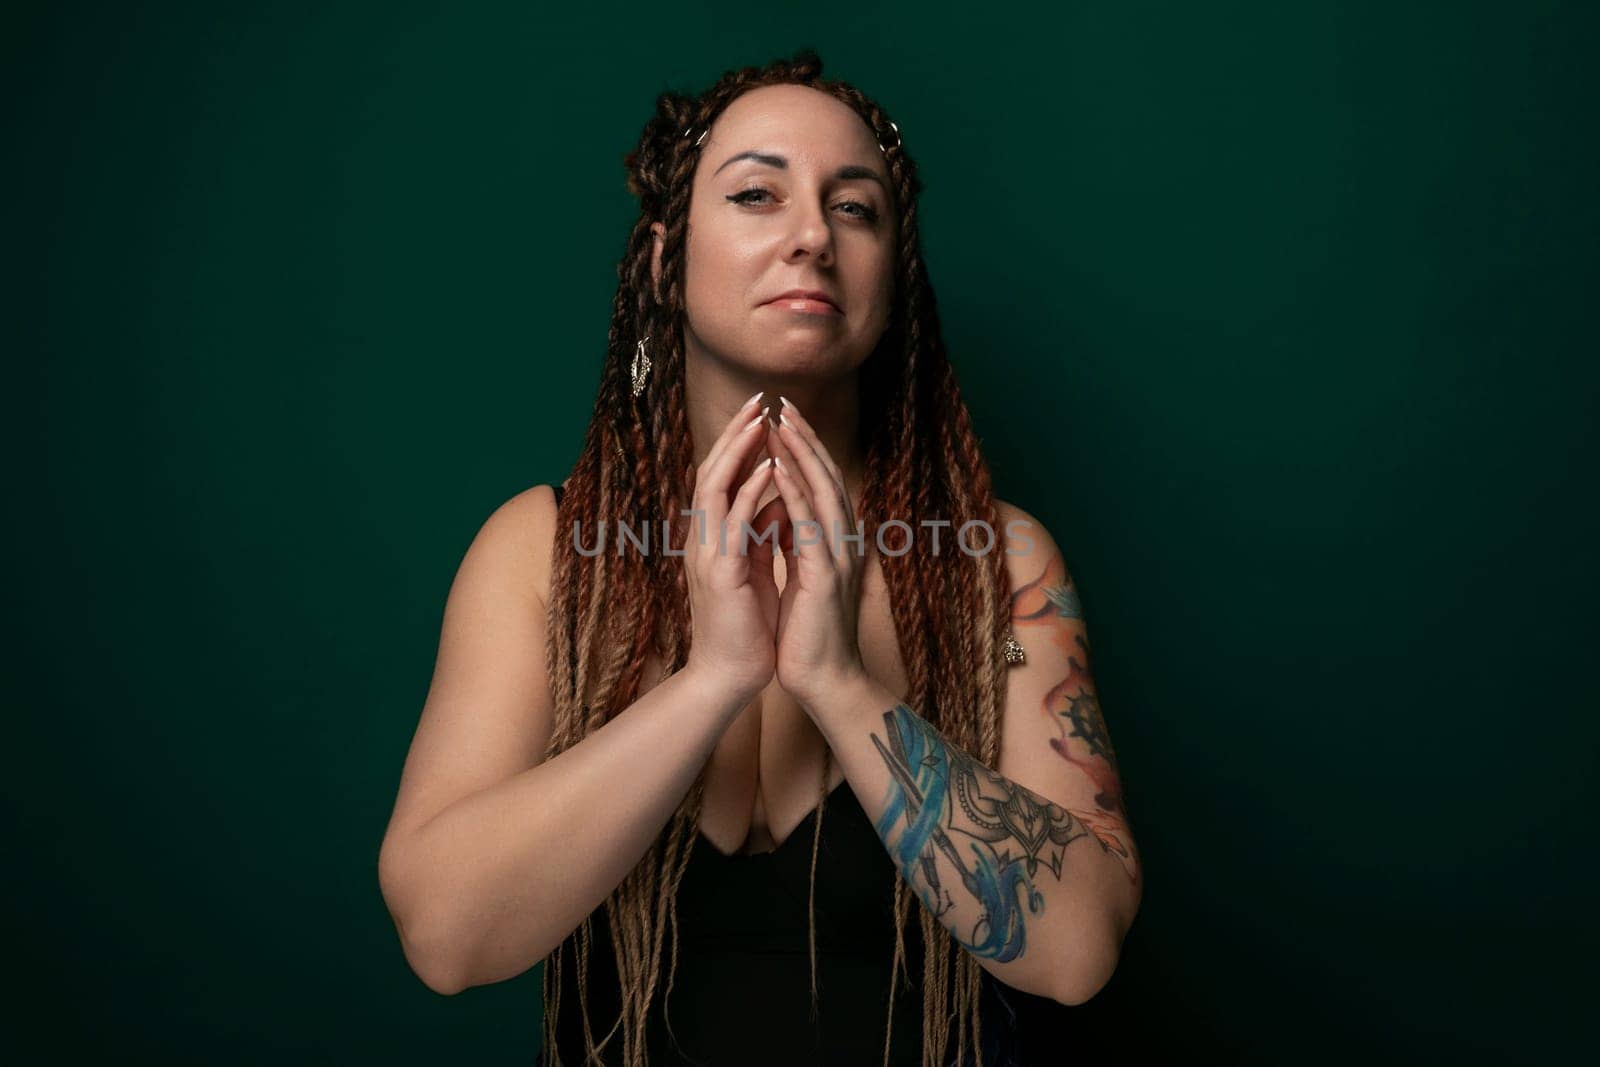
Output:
[682, 393, 781, 699]
[765, 397, 871, 713]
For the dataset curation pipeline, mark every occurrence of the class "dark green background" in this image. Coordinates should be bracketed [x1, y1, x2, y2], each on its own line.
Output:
[10, 1, 1595, 1062]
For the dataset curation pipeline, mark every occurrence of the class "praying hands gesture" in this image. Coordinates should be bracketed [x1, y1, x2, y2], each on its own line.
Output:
[683, 390, 873, 713]
[760, 396, 872, 714]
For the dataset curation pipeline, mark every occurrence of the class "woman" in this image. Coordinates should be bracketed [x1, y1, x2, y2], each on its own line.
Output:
[378, 50, 1142, 1067]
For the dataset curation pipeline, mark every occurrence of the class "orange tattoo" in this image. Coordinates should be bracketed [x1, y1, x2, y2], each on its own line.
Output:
[1011, 553, 1141, 886]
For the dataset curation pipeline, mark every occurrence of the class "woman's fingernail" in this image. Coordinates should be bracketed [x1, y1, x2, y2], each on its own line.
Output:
[778, 395, 792, 411]
[744, 390, 764, 410]
[779, 411, 793, 428]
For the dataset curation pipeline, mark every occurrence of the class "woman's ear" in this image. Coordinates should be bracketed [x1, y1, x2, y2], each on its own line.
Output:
[650, 221, 665, 301]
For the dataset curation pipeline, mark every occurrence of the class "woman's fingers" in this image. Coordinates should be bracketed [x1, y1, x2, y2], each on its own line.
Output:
[749, 493, 792, 556]
[724, 457, 776, 567]
[770, 449, 832, 572]
[728, 414, 774, 492]
[777, 398, 845, 491]
[773, 405, 851, 565]
[696, 404, 769, 533]
[695, 393, 766, 511]
[762, 424, 807, 532]
[743, 495, 782, 632]
[699, 390, 766, 479]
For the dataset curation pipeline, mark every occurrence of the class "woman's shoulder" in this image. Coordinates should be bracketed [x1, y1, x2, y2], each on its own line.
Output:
[991, 496, 1069, 585]
[470, 482, 565, 609]
[991, 496, 1034, 529]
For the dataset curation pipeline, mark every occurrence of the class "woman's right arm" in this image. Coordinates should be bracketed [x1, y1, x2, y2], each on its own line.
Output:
[377, 396, 778, 995]
[377, 550, 753, 995]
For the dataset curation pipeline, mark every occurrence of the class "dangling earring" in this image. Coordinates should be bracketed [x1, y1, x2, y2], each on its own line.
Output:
[630, 334, 652, 398]
[1002, 629, 1026, 665]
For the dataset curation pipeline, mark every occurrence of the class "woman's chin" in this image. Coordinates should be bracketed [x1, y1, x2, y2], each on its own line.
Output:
[751, 334, 863, 373]
[691, 330, 866, 378]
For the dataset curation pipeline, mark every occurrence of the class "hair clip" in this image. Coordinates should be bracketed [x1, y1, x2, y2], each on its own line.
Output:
[878, 120, 901, 155]
[681, 125, 709, 147]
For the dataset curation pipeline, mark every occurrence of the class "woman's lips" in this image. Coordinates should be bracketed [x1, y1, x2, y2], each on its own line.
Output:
[762, 297, 842, 315]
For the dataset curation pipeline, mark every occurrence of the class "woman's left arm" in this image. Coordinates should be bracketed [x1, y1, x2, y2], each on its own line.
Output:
[803, 651, 1139, 1007]
[765, 405, 1142, 1007]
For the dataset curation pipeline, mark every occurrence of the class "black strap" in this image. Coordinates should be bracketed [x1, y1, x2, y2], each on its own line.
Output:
[552, 482, 565, 507]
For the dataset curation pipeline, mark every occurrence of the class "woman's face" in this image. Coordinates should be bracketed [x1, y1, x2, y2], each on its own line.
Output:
[653, 83, 898, 379]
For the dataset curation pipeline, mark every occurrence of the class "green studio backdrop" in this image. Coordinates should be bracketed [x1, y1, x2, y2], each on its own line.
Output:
[10, 1, 1595, 1063]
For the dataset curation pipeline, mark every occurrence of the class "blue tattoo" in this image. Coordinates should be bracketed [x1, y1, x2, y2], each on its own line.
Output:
[871, 703, 1092, 963]
[1043, 580, 1083, 619]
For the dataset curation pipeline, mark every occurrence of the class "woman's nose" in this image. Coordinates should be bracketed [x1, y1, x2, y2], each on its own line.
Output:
[786, 204, 834, 264]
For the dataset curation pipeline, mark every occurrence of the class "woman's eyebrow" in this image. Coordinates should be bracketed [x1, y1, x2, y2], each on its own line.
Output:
[712, 150, 887, 191]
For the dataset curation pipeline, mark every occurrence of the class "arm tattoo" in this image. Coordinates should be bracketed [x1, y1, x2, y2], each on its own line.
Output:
[1013, 556, 1139, 882]
[870, 703, 1102, 963]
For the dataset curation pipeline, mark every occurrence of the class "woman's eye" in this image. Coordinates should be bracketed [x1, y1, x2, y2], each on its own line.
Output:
[726, 188, 879, 223]
[837, 199, 880, 222]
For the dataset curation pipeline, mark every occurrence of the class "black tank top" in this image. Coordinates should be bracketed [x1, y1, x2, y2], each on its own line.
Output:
[544, 480, 1049, 1066]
